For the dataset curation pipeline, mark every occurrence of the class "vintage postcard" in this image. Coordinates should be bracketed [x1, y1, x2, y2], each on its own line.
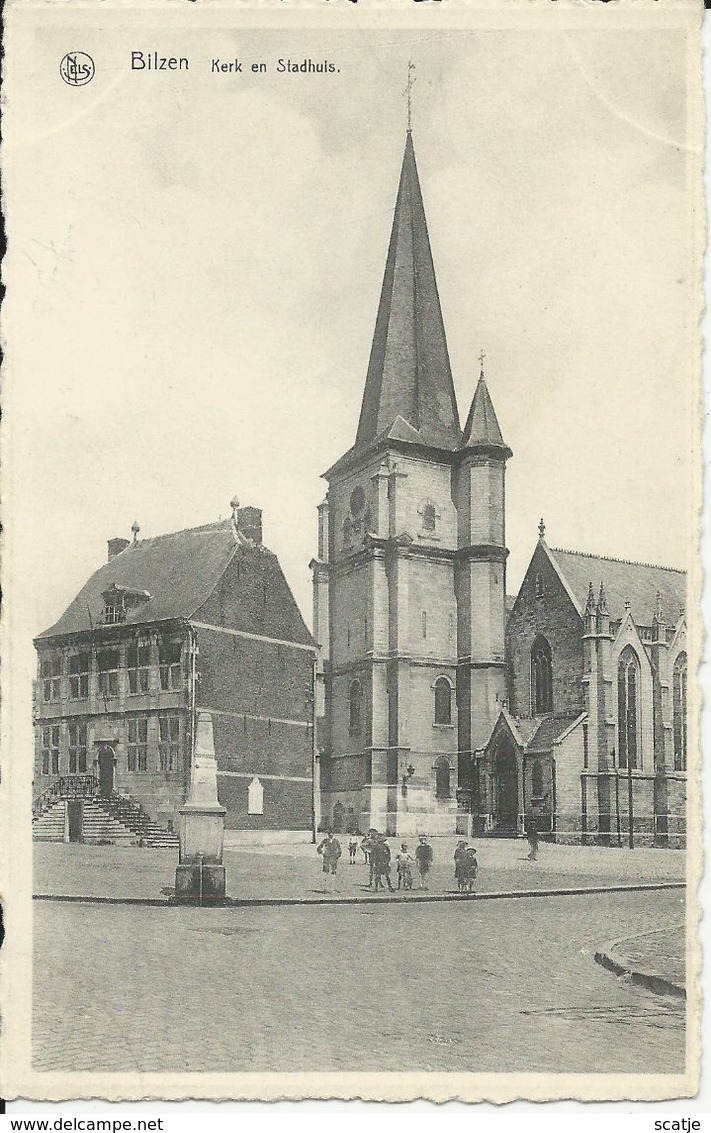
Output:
[0, 0, 704, 1105]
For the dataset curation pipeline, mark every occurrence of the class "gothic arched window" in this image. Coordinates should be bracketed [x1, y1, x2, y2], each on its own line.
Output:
[434, 677, 453, 725]
[532, 759, 544, 799]
[348, 679, 362, 734]
[534, 573, 545, 598]
[673, 651, 687, 772]
[531, 636, 553, 714]
[434, 756, 451, 799]
[618, 646, 640, 770]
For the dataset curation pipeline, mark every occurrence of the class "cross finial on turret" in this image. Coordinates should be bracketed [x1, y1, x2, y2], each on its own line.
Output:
[404, 61, 416, 133]
[538, 517, 546, 540]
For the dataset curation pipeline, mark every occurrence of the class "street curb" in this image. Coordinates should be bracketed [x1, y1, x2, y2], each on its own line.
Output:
[594, 929, 686, 999]
[33, 880, 685, 908]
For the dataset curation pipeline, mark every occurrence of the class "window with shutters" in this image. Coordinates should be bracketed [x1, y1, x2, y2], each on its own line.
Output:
[127, 718, 148, 772]
[97, 649, 120, 697]
[68, 722, 88, 773]
[41, 725, 60, 775]
[159, 639, 182, 691]
[158, 715, 180, 771]
[127, 642, 151, 694]
[68, 652, 90, 699]
[40, 655, 61, 702]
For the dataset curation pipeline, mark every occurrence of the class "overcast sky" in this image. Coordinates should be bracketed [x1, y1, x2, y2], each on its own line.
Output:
[6, 18, 698, 705]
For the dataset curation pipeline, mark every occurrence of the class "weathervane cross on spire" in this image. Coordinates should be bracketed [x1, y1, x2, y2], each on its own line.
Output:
[478, 348, 486, 377]
[404, 61, 416, 132]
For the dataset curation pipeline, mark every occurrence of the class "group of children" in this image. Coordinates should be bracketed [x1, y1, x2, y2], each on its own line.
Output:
[317, 829, 479, 893]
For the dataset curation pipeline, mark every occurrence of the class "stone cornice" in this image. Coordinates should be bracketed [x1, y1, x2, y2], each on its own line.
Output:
[455, 544, 509, 564]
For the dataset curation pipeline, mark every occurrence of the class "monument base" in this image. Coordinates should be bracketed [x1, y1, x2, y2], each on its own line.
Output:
[174, 862, 227, 905]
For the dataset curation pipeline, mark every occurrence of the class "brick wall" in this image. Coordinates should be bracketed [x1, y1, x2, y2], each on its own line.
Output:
[196, 625, 312, 722]
[195, 624, 314, 832]
[195, 544, 312, 647]
[218, 774, 312, 831]
[507, 543, 584, 717]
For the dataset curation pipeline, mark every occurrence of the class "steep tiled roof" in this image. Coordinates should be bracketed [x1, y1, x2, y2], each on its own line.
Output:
[37, 520, 241, 639]
[547, 546, 686, 627]
[354, 131, 461, 454]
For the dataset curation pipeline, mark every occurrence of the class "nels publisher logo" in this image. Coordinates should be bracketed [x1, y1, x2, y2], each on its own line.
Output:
[60, 52, 95, 86]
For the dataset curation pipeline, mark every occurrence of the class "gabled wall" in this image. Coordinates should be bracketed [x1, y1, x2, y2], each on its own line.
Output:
[507, 542, 584, 718]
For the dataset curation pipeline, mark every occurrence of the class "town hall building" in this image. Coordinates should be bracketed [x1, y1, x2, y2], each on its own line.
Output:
[33, 501, 316, 845]
[311, 129, 687, 847]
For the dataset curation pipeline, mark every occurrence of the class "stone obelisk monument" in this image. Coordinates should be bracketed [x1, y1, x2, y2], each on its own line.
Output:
[174, 711, 227, 904]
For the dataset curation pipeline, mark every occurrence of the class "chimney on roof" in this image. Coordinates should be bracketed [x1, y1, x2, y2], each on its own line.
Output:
[107, 537, 130, 562]
[230, 496, 263, 545]
[237, 506, 263, 545]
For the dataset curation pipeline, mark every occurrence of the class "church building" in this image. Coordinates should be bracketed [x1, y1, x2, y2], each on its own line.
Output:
[311, 130, 512, 837]
[311, 129, 688, 847]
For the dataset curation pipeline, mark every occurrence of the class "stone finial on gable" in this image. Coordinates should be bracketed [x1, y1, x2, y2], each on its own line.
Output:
[597, 582, 609, 616]
[538, 517, 546, 540]
[653, 590, 665, 624]
[585, 581, 596, 616]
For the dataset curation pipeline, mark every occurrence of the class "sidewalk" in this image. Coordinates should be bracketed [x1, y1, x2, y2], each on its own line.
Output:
[34, 836, 686, 905]
[594, 923, 686, 997]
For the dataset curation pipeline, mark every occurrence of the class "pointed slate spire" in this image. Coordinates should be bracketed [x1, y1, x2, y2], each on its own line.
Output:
[460, 373, 511, 456]
[355, 132, 461, 452]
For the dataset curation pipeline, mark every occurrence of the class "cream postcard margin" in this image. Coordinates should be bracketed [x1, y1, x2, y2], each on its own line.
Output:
[0, 0, 704, 1103]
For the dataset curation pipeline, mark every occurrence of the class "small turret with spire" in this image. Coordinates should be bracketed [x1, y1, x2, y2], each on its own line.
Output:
[584, 581, 597, 634]
[596, 582, 611, 638]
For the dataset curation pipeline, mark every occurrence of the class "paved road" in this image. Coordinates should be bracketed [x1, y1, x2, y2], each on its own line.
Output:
[33, 889, 685, 1075]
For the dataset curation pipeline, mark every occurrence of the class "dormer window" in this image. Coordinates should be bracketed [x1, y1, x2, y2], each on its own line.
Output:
[102, 584, 151, 625]
[104, 595, 126, 625]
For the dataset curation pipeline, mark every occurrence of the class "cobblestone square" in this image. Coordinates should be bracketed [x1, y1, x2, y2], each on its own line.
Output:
[33, 887, 685, 1075]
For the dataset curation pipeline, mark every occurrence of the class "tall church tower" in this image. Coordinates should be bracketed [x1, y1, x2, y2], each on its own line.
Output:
[311, 129, 511, 836]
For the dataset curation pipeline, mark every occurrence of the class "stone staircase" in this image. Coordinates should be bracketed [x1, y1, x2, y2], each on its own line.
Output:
[33, 800, 67, 842]
[32, 787, 179, 849]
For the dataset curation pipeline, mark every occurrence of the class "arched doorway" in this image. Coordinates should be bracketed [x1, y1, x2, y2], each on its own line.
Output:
[493, 741, 519, 834]
[97, 746, 115, 797]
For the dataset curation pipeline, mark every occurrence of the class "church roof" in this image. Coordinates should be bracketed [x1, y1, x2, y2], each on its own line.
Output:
[461, 373, 510, 453]
[36, 519, 313, 645]
[546, 545, 686, 627]
[354, 131, 461, 455]
[526, 713, 583, 752]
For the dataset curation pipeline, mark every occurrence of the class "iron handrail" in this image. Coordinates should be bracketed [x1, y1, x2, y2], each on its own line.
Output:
[32, 774, 99, 816]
